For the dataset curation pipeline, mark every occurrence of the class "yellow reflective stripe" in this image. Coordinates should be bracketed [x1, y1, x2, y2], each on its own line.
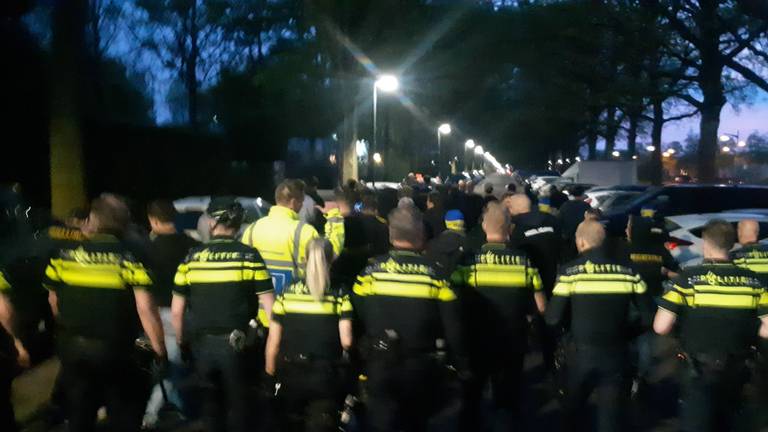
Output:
[282, 293, 336, 302]
[45, 264, 62, 282]
[174, 266, 189, 286]
[281, 299, 338, 315]
[693, 292, 761, 309]
[54, 269, 126, 289]
[185, 269, 270, 284]
[186, 261, 267, 270]
[370, 272, 442, 286]
[258, 308, 270, 328]
[469, 271, 527, 288]
[558, 273, 639, 283]
[760, 292, 768, 309]
[673, 284, 695, 296]
[634, 279, 647, 295]
[0, 272, 10, 291]
[272, 298, 285, 315]
[693, 286, 763, 295]
[122, 262, 152, 286]
[552, 281, 572, 297]
[662, 290, 687, 306]
[528, 268, 543, 292]
[369, 281, 456, 301]
[571, 280, 635, 294]
[353, 275, 374, 296]
[734, 260, 768, 273]
[339, 296, 353, 313]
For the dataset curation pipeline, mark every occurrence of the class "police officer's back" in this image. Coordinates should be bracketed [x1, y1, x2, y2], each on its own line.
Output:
[171, 198, 274, 432]
[352, 206, 467, 432]
[241, 179, 319, 294]
[43, 197, 167, 432]
[265, 239, 353, 432]
[654, 219, 768, 432]
[453, 202, 546, 430]
[731, 219, 768, 276]
[546, 220, 650, 432]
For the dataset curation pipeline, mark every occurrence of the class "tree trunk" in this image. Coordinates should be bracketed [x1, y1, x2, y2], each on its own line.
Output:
[626, 109, 639, 157]
[50, 0, 88, 218]
[187, 1, 199, 129]
[650, 99, 664, 185]
[697, 0, 726, 182]
[604, 106, 618, 159]
[586, 108, 600, 160]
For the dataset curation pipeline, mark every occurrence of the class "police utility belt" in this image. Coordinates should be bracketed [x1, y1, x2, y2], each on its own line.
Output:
[367, 329, 447, 363]
[197, 319, 262, 353]
[683, 351, 751, 375]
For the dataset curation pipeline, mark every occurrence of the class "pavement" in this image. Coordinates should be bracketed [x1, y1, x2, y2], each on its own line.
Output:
[13, 335, 768, 431]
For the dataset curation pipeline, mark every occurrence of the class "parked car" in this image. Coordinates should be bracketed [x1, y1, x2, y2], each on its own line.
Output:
[664, 212, 768, 266]
[601, 184, 768, 235]
[529, 175, 560, 193]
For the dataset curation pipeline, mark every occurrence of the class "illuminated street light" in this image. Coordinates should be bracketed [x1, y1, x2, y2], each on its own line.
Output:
[632, 155, 638, 160]
[438, 123, 452, 135]
[475, 145, 484, 155]
[738, 140, 747, 148]
[565, 158, 571, 163]
[611, 150, 620, 158]
[667, 148, 676, 155]
[557, 158, 563, 164]
[722, 146, 731, 153]
[437, 123, 452, 177]
[373, 152, 383, 164]
[662, 152, 670, 158]
[575, 156, 581, 162]
[719, 135, 731, 142]
[646, 145, 656, 152]
[465, 139, 475, 149]
[374, 74, 399, 92]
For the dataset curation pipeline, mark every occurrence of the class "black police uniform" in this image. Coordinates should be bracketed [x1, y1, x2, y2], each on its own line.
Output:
[173, 236, 273, 432]
[452, 243, 543, 429]
[545, 249, 650, 432]
[558, 199, 592, 262]
[0, 271, 18, 432]
[43, 233, 153, 432]
[272, 280, 353, 432]
[352, 249, 467, 432]
[658, 260, 768, 432]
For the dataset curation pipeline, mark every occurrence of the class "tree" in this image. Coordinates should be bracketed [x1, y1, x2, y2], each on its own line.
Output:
[652, 0, 768, 181]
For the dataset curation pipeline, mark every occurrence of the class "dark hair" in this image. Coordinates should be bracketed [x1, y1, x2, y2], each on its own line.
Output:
[398, 185, 414, 200]
[147, 200, 177, 223]
[389, 206, 424, 244]
[427, 191, 442, 207]
[361, 190, 378, 211]
[703, 219, 736, 252]
[90, 196, 130, 234]
[68, 207, 89, 221]
[484, 183, 494, 194]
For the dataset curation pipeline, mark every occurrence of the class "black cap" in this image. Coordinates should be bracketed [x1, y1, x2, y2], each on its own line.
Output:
[207, 196, 244, 228]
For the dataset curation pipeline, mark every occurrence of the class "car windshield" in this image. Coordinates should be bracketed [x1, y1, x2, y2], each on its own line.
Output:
[604, 186, 661, 214]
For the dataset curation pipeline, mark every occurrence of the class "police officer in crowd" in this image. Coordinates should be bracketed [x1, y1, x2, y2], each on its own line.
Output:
[265, 238, 353, 432]
[242, 180, 319, 294]
[546, 220, 650, 432]
[623, 215, 679, 391]
[171, 198, 274, 432]
[506, 193, 561, 373]
[654, 219, 768, 432]
[557, 186, 591, 262]
[731, 219, 768, 274]
[43, 196, 167, 432]
[1, 269, 29, 432]
[352, 206, 467, 432]
[453, 202, 546, 430]
[143, 200, 199, 428]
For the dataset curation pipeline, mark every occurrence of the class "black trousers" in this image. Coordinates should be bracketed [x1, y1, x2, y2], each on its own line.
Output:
[278, 360, 345, 432]
[562, 345, 628, 432]
[194, 334, 252, 432]
[462, 345, 525, 431]
[58, 336, 144, 432]
[1, 375, 16, 432]
[680, 355, 749, 432]
[366, 356, 442, 432]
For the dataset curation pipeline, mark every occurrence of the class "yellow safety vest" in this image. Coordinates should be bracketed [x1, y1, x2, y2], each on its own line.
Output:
[241, 206, 318, 293]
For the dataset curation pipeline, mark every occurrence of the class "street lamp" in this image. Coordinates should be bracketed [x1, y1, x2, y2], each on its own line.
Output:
[646, 145, 656, 152]
[719, 131, 745, 150]
[722, 146, 731, 153]
[464, 139, 475, 171]
[373, 152, 383, 164]
[372, 74, 399, 186]
[611, 150, 620, 158]
[437, 123, 452, 178]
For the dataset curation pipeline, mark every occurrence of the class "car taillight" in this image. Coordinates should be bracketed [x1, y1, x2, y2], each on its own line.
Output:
[665, 236, 693, 251]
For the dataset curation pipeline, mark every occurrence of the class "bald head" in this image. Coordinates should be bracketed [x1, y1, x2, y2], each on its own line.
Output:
[575, 220, 606, 253]
[482, 201, 511, 242]
[738, 219, 759, 245]
[504, 194, 531, 217]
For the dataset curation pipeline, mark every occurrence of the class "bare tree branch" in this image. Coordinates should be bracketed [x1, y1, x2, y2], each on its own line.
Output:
[723, 57, 768, 92]
[662, 109, 699, 123]
[676, 92, 704, 108]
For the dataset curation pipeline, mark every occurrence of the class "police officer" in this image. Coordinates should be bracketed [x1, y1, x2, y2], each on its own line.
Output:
[731, 219, 768, 274]
[43, 197, 167, 432]
[545, 220, 651, 432]
[1, 269, 29, 432]
[505, 193, 561, 372]
[352, 206, 467, 432]
[453, 202, 546, 430]
[623, 215, 679, 391]
[171, 197, 274, 432]
[265, 238, 353, 432]
[654, 219, 768, 432]
[241, 179, 319, 294]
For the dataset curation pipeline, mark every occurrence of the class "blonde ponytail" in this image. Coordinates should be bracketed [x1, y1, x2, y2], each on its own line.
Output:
[305, 239, 333, 301]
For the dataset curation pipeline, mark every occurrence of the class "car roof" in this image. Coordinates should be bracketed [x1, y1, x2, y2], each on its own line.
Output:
[660, 184, 768, 189]
[666, 212, 768, 224]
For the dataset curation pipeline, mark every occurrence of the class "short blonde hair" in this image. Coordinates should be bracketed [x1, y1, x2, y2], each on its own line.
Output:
[275, 179, 305, 206]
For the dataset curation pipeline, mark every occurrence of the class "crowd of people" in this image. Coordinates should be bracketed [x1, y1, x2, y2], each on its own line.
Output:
[1, 177, 767, 432]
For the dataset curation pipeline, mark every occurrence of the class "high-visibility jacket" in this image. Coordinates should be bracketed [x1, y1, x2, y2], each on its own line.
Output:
[324, 208, 345, 256]
[241, 205, 319, 294]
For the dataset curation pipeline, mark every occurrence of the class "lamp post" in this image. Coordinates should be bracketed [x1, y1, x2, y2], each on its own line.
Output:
[464, 139, 475, 172]
[437, 123, 452, 178]
[372, 74, 399, 187]
[719, 131, 746, 149]
[473, 145, 484, 172]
